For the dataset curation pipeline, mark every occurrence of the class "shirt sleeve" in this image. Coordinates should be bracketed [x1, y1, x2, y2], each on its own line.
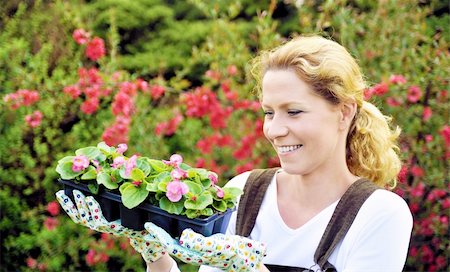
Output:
[340, 191, 413, 272]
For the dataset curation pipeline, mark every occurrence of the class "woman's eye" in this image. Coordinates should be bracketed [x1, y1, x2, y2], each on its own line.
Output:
[263, 111, 274, 117]
[288, 110, 302, 116]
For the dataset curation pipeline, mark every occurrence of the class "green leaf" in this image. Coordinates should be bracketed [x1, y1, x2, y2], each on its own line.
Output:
[56, 161, 83, 180]
[179, 163, 191, 171]
[184, 180, 202, 195]
[159, 196, 185, 215]
[212, 200, 227, 212]
[185, 209, 200, 219]
[57, 156, 74, 164]
[88, 182, 99, 194]
[131, 168, 145, 181]
[119, 182, 149, 209]
[97, 141, 113, 154]
[201, 208, 213, 217]
[146, 181, 159, 192]
[148, 159, 169, 173]
[80, 166, 97, 180]
[97, 172, 118, 189]
[184, 193, 213, 210]
[223, 187, 243, 200]
[75, 146, 106, 161]
[136, 158, 152, 176]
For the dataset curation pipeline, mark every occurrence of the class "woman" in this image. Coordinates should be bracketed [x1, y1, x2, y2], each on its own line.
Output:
[57, 35, 413, 271]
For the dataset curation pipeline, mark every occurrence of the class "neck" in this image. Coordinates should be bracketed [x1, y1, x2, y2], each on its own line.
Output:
[277, 168, 358, 208]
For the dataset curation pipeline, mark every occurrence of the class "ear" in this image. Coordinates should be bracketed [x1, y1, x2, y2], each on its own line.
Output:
[338, 101, 357, 131]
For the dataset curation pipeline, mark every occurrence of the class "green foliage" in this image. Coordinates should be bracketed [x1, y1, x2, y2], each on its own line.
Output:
[1, 0, 448, 271]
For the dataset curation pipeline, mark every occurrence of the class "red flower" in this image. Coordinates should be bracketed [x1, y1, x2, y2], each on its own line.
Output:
[80, 98, 99, 115]
[410, 165, 424, 177]
[440, 125, 450, 147]
[63, 85, 82, 99]
[25, 111, 43, 128]
[26, 257, 38, 268]
[47, 201, 60, 216]
[72, 29, 90, 45]
[389, 75, 407, 84]
[227, 65, 238, 76]
[422, 106, 432, 121]
[411, 182, 425, 197]
[371, 82, 389, 96]
[86, 37, 106, 61]
[386, 97, 402, 107]
[150, 85, 165, 100]
[43, 217, 58, 231]
[407, 85, 422, 103]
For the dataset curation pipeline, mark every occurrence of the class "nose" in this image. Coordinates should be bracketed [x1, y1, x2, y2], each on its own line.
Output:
[264, 117, 289, 140]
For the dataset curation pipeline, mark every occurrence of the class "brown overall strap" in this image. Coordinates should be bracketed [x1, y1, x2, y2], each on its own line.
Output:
[235, 167, 280, 237]
[315, 178, 379, 271]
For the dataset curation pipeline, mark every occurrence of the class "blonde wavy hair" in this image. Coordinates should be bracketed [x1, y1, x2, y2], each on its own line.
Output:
[251, 35, 401, 188]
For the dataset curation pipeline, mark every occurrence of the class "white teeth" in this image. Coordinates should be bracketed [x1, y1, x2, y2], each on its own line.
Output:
[278, 145, 302, 153]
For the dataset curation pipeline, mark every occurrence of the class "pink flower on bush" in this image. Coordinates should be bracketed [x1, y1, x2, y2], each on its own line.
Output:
[86, 249, 109, 266]
[150, 85, 165, 100]
[72, 29, 90, 45]
[72, 155, 89, 172]
[422, 106, 432, 121]
[25, 111, 43, 128]
[227, 64, 238, 76]
[4, 89, 40, 109]
[26, 257, 37, 268]
[440, 125, 450, 147]
[411, 165, 424, 177]
[407, 85, 422, 103]
[47, 201, 60, 216]
[386, 97, 402, 107]
[86, 37, 105, 61]
[389, 74, 407, 84]
[63, 85, 82, 99]
[43, 217, 58, 231]
[371, 82, 389, 96]
[117, 143, 128, 154]
[166, 181, 189, 202]
[80, 98, 99, 114]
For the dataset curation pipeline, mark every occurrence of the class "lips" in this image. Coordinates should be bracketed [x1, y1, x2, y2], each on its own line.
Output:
[277, 144, 302, 153]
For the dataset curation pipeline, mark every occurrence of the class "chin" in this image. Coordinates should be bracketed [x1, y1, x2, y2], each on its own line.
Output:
[279, 163, 305, 176]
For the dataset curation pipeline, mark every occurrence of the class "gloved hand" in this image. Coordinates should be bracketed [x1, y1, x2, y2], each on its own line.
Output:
[145, 222, 266, 271]
[56, 190, 166, 263]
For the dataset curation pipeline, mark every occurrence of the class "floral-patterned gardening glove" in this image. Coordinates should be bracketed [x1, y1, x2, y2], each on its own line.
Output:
[145, 222, 266, 271]
[55, 190, 166, 263]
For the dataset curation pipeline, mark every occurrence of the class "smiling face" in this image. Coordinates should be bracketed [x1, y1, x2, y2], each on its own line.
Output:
[262, 69, 348, 176]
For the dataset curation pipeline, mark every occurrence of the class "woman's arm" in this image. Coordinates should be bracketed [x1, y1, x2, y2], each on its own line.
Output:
[146, 255, 180, 272]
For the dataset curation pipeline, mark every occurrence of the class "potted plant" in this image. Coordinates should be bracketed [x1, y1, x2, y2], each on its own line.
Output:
[56, 142, 243, 237]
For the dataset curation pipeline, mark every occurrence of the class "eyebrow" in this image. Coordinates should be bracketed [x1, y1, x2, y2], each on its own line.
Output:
[261, 102, 307, 108]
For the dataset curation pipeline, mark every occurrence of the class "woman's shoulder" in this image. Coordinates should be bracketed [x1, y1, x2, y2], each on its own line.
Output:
[224, 171, 252, 190]
[357, 188, 413, 226]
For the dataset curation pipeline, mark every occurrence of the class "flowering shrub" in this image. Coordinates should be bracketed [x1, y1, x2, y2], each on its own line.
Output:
[56, 142, 242, 219]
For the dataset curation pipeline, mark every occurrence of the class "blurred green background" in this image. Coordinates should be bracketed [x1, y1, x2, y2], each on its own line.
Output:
[0, 0, 448, 271]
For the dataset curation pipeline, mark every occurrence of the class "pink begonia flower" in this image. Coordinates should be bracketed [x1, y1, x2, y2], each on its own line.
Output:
[117, 143, 128, 154]
[46, 201, 60, 216]
[124, 155, 137, 176]
[163, 154, 183, 167]
[111, 156, 125, 169]
[170, 168, 187, 180]
[208, 173, 218, 185]
[166, 181, 189, 202]
[72, 155, 90, 172]
[86, 37, 106, 61]
[215, 186, 224, 198]
[92, 159, 102, 173]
